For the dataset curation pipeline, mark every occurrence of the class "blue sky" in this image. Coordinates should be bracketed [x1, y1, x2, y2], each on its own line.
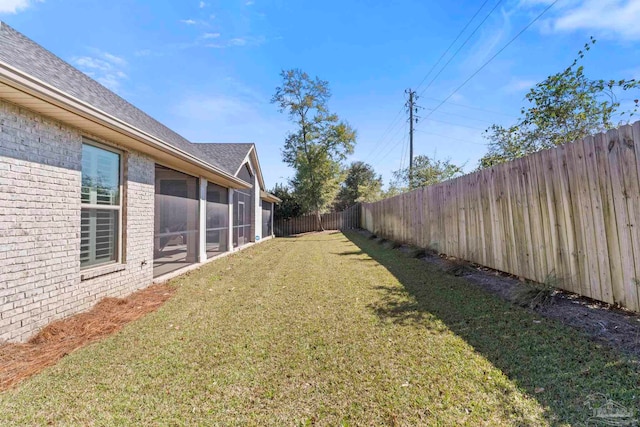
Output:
[1, 0, 640, 189]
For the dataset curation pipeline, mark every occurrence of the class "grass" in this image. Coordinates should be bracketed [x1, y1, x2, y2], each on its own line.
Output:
[0, 231, 638, 426]
[444, 258, 476, 277]
[511, 274, 561, 310]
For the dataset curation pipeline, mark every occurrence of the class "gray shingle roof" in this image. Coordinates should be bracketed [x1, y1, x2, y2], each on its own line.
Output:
[0, 22, 215, 166]
[195, 143, 254, 176]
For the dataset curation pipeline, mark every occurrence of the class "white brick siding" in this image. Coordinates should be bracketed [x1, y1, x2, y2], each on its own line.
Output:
[0, 99, 154, 343]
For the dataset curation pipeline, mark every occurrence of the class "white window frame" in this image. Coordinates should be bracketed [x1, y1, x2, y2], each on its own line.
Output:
[80, 138, 124, 270]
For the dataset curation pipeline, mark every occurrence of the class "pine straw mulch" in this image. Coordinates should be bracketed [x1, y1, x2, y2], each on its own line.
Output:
[0, 284, 175, 392]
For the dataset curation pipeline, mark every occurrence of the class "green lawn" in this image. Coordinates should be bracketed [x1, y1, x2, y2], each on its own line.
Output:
[0, 231, 637, 426]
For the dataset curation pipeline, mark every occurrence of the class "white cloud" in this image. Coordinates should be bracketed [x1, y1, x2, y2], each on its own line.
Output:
[199, 1, 206, 7]
[622, 67, 640, 80]
[526, 0, 640, 41]
[72, 50, 128, 91]
[518, 0, 556, 5]
[174, 79, 273, 131]
[101, 52, 126, 66]
[245, 0, 254, 5]
[0, 0, 39, 14]
[457, 8, 512, 73]
[204, 36, 266, 49]
[503, 78, 537, 93]
[202, 32, 220, 39]
[228, 37, 247, 46]
[180, 19, 197, 25]
[172, 89, 290, 187]
[449, 93, 468, 103]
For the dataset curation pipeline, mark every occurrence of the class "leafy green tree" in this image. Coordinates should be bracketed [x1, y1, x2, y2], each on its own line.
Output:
[334, 161, 383, 211]
[270, 183, 302, 221]
[272, 69, 356, 229]
[389, 154, 463, 192]
[479, 38, 639, 168]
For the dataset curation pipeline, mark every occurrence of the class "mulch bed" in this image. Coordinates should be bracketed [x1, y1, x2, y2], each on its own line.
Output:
[0, 284, 175, 392]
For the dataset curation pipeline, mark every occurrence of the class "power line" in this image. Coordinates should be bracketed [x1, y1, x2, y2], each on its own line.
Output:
[421, 98, 519, 118]
[417, 0, 504, 98]
[414, 129, 487, 146]
[369, 122, 409, 167]
[405, 88, 420, 174]
[424, 107, 507, 124]
[360, 105, 406, 163]
[398, 132, 408, 173]
[375, 123, 408, 165]
[414, 0, 492, 94]
[363, 91, 416, 166]
[422, 117, 486, 132]
[422, 0, 559, 122]
[363, 0, 497, 166]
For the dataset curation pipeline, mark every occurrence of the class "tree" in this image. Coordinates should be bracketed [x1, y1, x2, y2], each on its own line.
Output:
[333, 161, 383, 211]
[389, 154, 463, 192]
[479, 38, 640, 168]
[272, 69, 356, 229]
[270, 183, 302, 221]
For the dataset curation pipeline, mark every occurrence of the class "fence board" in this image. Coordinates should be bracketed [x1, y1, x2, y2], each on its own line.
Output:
[584, 135, 611, 303]
[565, 141, 588, 296]
[360, 122, 640, 312]
[618, 124, 640, 310]
[274, 204, 361, 237]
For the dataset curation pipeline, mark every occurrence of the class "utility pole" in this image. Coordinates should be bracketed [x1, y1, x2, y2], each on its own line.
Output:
[405, 89, 419, 185]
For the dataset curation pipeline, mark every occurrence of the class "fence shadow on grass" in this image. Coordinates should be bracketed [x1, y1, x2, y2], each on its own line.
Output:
[343, 231, 640, 425]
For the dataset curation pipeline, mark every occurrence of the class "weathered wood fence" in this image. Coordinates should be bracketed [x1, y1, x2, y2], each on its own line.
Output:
[275, 204, 361, 237]
[362, 122, 640, 312]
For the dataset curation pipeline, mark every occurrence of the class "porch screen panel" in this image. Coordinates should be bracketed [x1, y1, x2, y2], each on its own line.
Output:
[262, 201, 272, 237]
[233, 189, 252, 247]
[154, 165, 199, 277]
[206, 183, 229, 256]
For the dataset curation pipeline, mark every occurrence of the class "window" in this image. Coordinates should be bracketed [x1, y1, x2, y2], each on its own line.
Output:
[80, 141, 122, 269]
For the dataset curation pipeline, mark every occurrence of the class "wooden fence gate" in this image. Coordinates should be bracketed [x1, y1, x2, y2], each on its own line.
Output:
[274, 204, 361, 237]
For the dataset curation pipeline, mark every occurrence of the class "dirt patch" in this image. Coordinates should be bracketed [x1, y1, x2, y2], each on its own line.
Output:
[358, 230, 640, 359]
[0, 284, 175, 392]
[428, 253, 640, 358]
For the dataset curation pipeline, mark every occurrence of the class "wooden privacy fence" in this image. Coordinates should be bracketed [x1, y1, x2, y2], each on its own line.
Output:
[362, 122, 640, 312]
[275, 204, 361, 237]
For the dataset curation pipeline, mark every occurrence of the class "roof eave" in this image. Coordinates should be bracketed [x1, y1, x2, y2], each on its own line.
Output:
[234, 145, 266, 190]
[0, 61, 250, 190]
[260, 190, 282, 204]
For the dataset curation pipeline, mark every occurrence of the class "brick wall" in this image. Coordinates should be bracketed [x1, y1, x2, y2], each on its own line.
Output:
[0, 100, 155, 343]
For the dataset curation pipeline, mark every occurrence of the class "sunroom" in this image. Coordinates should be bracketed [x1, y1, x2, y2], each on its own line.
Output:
[153, 164, 255, 278]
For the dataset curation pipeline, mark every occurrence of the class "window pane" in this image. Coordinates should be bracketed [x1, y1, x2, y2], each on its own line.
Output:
[82, 143, 120, 205]
[81, 208, 119, 268]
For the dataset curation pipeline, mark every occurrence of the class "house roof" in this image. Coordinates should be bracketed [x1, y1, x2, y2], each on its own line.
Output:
[0, 23, 208, 158]
[195, 143, 255, 176]
[0, 22, 253, 189]
[196, 142, 271, 193]
[261, 190, 282, 204]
